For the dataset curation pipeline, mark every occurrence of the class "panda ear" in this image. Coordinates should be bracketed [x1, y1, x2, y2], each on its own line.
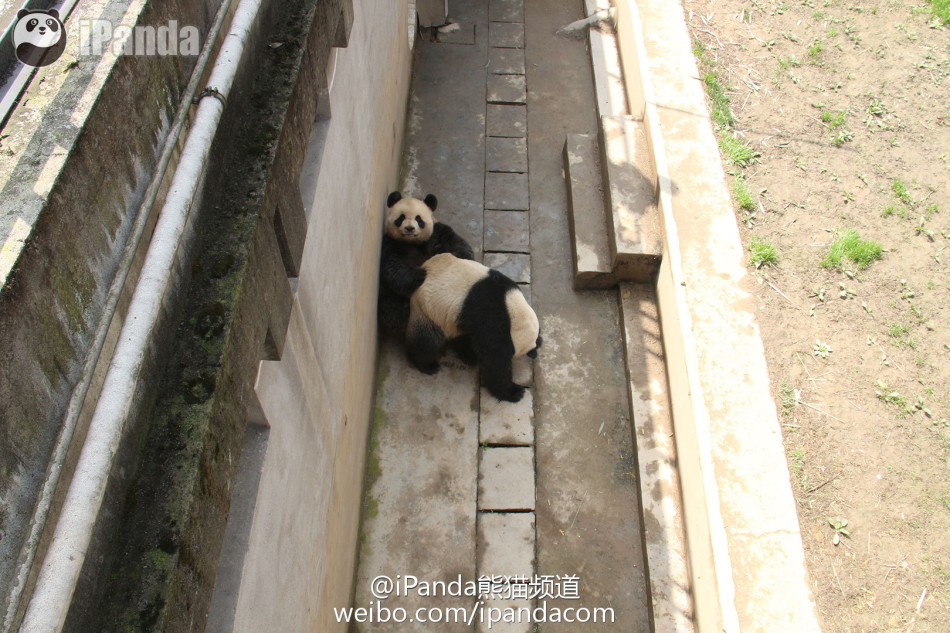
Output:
[47, 9, 59, 18]
[386, 191, 402, 208]
[18, 9, 29, 18]
[423, 194, 438, 211]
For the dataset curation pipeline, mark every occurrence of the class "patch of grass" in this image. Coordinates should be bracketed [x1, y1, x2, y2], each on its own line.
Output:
[748, 235, 779, 268]
[931, 0, 950, 23]
[719, 135, 760, 167]
[778, 55, 797, 70]
[892, 179, 913, 206]
[694, 39, 735, 130]
[780, 380, 797, 417]
[733, 176, 757, 212]
[807, 39, 824, 63]
[888, 322, 910, 338]
[820, 109, 847, 128]
[704, 72, 734, 128]
[820, 229, 883, 270]
[831, 129, 854, 146]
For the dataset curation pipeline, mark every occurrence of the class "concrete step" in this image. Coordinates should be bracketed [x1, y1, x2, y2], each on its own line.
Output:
[599, 114, 662, 281]
[563, 133, 616, 289]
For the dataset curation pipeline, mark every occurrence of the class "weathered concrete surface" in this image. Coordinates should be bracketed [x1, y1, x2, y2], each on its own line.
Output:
[564, 133, 613, 288]
[526, 0, 649, 630]
[351, 2, 489, 631]
[615, 0, 824, 631]
[600, 115, 662, 281]
[355, 345, 479, 633]
[620, 283, 694, 633]
[202, 1, 414, 632]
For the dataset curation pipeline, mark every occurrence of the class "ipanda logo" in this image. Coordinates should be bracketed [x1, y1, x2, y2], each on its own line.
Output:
[13, 9, 66, 67]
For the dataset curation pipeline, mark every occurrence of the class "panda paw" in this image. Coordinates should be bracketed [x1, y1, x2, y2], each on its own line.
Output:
[493, 384, 525, 403]
[417, 360, 441, 375]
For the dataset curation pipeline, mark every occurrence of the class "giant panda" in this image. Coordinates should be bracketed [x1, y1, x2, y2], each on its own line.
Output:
[378, 191, 474, 340]
[407, 253, 541, 403]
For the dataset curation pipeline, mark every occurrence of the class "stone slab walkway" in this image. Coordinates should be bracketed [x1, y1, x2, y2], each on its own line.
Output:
[355, 2, 650, 631]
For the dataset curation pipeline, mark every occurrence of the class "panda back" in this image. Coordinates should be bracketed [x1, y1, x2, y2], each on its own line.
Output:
[412, 254, 489, 337]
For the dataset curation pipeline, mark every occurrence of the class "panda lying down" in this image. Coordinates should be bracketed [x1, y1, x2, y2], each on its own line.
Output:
[407, 253, 541, 403]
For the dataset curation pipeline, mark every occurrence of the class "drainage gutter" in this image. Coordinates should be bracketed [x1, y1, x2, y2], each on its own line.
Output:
[17, 0, 265, 629]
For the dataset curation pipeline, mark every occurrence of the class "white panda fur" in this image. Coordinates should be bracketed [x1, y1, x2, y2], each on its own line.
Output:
[377, 191, 474, 339]
[407, 253, 540, 402]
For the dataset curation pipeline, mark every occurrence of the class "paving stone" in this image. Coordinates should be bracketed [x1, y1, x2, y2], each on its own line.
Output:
[480, 388, 534, 445]
[485, 172, 528, 210]
[437, 22, 476, 45]
[484, 210, 530, 253]
[512, 354, 534, 387]
[484, 252, 531, 283]
[489, 0, 524, 23]
[487, 104, 527, 138]
[478, 447, 535, 511]
[489, 21, 525, 48]
[489, 47, 526, 74]
[487, 74, 527, 104]
[487, 137, 528, 173]
[478, 512, 535, 577]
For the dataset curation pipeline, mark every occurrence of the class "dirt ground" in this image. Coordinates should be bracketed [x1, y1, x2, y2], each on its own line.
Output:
[683, 1, 950, 631]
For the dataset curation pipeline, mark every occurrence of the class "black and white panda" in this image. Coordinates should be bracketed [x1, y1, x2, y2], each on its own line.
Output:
[13, 9, 66, 68]
[407, 253, 541, 403]
[378, 191, 474, 340]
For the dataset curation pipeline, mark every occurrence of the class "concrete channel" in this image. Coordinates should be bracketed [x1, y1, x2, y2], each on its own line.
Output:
[0, 0, 822, 632]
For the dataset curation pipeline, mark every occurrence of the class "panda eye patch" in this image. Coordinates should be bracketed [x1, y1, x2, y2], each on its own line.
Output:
[47, 19, 59, 31]
[393, 214, 405, 227]
[27, 18, 38, 31]
[415, 216, 426, 228]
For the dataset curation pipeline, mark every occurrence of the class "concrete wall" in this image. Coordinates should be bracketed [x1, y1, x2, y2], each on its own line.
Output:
[219, 1, 413, 631]
[0, 0, 222, 625]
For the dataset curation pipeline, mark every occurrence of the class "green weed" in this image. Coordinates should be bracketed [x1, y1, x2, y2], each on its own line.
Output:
[892, 179, 913, 206]
[820, 229, 883, 270]
[720, 135, 760, 167]
[733, 176, 757, 212]
[748, 235, 779, 268]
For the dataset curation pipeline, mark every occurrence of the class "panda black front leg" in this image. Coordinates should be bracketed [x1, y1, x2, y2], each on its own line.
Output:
[406, 317, 446, 375]
[475, 337, 525, 403]
[448, 336, 478, 366]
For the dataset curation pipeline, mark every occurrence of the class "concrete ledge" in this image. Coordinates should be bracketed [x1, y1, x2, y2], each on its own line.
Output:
[614, 0, 823, 632]
[563, 133, 614, 289]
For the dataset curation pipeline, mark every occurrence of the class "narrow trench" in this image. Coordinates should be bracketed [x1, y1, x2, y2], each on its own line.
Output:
[353, 1, 654, 631]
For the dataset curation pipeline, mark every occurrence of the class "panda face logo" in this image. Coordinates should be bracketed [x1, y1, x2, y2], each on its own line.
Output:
[13, 9, 66, 68]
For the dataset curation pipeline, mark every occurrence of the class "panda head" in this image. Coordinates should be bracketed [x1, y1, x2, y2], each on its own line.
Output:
[385, 191, 437, 244]
[13, 9, 66, 68]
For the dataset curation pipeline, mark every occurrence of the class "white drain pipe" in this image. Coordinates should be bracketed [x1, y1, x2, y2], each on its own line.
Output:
[19, 0, 266, 630]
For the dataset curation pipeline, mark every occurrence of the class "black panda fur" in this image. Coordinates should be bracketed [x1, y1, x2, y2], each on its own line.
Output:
[378, 191, 474, 340]
[407, 254, 541, 403]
